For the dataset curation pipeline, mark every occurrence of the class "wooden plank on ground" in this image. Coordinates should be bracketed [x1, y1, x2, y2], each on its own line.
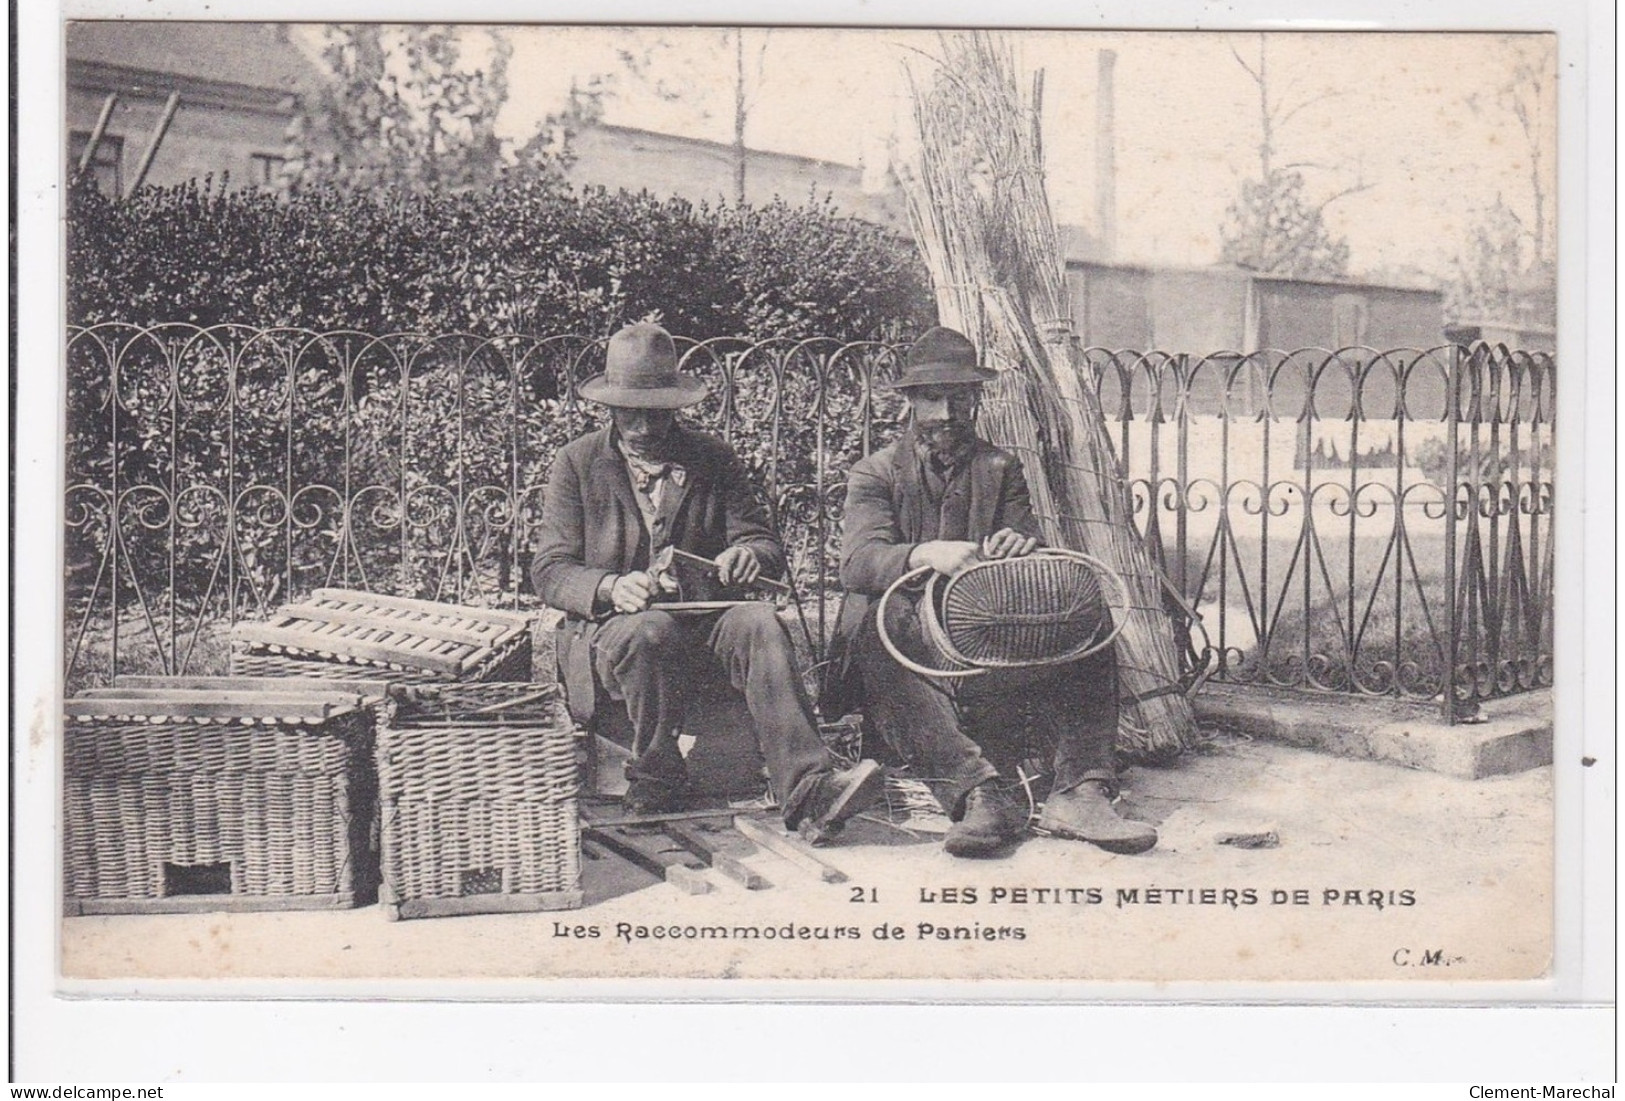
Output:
[663, 821, 770, 890]
[732, 815, 848, 883]
[583, 825, 713, 895]
[582, 806, 749, 830]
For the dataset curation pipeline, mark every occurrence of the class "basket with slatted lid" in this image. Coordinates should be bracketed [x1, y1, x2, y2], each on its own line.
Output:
[230, 588, 534, 684]
[63, 676, 390, 916]
[375, 681, 581, 920]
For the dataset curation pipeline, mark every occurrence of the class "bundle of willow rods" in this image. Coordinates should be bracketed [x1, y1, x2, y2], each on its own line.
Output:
[903, 31, 1194, 759]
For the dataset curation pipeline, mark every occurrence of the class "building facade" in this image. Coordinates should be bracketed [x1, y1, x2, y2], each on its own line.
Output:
[66, 22, 320, 196]
[565, 123, 909, 230]
[1065, 259, 1446, 354]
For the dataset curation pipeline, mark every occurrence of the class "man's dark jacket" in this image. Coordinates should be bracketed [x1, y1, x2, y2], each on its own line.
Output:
[821, 426, 1041, 717]
[531, 423, 785, 722]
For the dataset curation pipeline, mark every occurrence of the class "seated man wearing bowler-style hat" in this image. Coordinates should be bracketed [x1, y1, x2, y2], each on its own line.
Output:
[533, 322, 884, 840]
[824, 326, 1158, 858]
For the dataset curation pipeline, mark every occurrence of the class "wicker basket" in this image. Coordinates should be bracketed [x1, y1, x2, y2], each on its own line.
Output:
[376, 682, 582, 920]
[63, 677, 387, 915]
[230, 588, 533, 685]
[935, 552, 1120, 667]
[878, 550, 1127, 679]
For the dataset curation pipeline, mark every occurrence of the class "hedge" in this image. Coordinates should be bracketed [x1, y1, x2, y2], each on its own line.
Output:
[66, 176, 935, 342]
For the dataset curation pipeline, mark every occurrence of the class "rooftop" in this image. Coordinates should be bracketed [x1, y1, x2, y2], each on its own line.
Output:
[66, 21, 322, 97]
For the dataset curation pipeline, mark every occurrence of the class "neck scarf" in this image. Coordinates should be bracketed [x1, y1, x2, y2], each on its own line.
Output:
[620, 450, 687, 494]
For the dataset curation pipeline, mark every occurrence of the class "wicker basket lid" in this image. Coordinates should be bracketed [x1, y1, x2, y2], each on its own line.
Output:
[65, 675, 387, 724]
[231, 588, 532, 676]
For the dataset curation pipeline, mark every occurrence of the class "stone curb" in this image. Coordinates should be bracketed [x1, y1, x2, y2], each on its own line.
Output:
[1192, 683, 1553, 780]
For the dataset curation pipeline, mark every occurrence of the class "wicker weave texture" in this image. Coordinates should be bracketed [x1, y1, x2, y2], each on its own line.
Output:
[63, 711, 374, 906]
[378, 686, 580, 907]
[939, 555, 1113, 666]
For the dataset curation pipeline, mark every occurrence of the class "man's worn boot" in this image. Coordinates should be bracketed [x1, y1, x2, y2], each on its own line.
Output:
[622, 776, 687, 817]
[944, 781, 1028, 858]
[796, 759, 886, 846]
[1037, 779, 1158, 854]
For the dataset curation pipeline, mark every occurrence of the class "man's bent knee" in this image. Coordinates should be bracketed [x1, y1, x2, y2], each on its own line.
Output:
[716, 602, 788, 647]
[620, 610, 684, 655]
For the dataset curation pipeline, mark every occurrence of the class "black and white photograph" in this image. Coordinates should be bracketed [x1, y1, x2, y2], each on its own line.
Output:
[45, 16, 1574, 989]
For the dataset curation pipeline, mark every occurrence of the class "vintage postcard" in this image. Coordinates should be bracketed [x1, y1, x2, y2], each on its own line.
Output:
[50, 19, 1563, 989]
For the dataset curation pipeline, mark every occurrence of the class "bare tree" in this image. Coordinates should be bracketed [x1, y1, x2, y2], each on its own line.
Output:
[1446, 39, 1557, 326]
[1467, 38, 1555, 264]
[612, 28, 770, 204]
[1218, 34, 1370, 279]
[729, 30, 774, 203]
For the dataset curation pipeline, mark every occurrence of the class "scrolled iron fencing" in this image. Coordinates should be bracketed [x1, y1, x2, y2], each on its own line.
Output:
[64, 324, 1552, 721]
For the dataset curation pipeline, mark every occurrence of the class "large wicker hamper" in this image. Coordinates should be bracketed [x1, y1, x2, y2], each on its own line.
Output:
[376, 682, 582, 920]
[63, 676, 388, 915]
[230, 588, 533, 685]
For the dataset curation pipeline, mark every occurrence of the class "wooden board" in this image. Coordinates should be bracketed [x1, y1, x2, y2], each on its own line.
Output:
[664, 821, 770, 890]
[388, 891, 584, 920]
[114, 675, 394, 698]
[733, 815, 848, 883]
[581, 805, 756, 830]
[65, 695, 360, 722]
[583, 824, 710, 887]
[65, 893, 358, 916]
[76, 686, 369, 707]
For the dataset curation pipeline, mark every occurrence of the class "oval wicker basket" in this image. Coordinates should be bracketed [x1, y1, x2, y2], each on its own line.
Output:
[876, 549, 1128, 679]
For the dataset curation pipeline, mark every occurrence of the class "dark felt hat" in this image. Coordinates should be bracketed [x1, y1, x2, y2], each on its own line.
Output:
[578, 323, 708, 408]
[883, 326, 998, 390]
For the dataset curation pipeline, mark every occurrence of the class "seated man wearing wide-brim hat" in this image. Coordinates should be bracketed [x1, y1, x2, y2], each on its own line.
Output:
[533, 322, 883, 841]
[824, 326, 1158, 858]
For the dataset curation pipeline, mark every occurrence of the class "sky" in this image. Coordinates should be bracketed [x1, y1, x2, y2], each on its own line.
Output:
[298, 26, 1557, 286]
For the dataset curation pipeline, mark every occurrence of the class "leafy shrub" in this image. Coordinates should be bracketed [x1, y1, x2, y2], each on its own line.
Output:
[67, 177, 933, 341]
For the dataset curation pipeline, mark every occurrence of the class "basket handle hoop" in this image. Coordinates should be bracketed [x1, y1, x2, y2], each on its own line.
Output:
[875, 565, 987, 680]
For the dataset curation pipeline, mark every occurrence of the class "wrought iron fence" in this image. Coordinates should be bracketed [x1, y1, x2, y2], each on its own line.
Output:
[64, 324, 1553, 721]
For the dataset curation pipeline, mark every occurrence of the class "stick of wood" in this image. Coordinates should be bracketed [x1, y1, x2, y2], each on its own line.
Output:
[663, 822, 770, 890]
[467, 686, 558, 715]
[126, 91, 180, 198]
[582, 807, 750, 830]
[732, 816, 848, 883]
[75, 93, 119, 178]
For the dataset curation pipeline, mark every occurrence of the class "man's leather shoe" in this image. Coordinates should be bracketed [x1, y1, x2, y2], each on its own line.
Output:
[1037, 780, 1158, 854]
[944, 781, 1028, 858]
[622, 777, 687, 817]
[796, 759, 886, 846]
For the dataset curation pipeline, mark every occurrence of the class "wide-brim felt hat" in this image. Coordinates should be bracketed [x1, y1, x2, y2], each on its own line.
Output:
[882, 326, 999, 390]
[578, 322, 708, 408]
